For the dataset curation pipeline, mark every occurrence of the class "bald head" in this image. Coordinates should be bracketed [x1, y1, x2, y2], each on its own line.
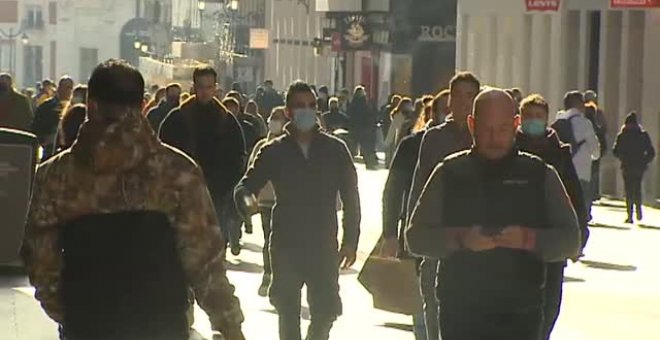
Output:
[468, 88, 520, 160]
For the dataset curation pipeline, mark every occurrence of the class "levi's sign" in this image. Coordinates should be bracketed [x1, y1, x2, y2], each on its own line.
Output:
[526, 0, 560, 11]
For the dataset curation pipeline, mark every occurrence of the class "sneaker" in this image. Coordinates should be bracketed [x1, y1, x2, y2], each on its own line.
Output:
[625, 218, 633, 224]
[258, 274, 271, 297]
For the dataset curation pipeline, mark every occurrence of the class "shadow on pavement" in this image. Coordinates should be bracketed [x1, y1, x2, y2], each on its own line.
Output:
[241, 242, 264, 253]
[638, 224, 660, 231]
[589, 223, 630, 231]
[262, 306, 311, 320]
[563, 276, 586, 283]
[226, 260, 263, 273]
[581, 260, 637, 272]
[380, 322, 413, 332]
[340, 268, 359, 275]
[595, 201, 626, 209]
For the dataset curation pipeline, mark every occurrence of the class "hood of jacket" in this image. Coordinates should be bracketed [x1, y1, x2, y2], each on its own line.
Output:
[71, 107, 160, 174]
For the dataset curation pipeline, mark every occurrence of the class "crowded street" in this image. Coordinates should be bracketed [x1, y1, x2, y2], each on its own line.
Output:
[3, 1, 660, 340]
[2, 164, 660, 340]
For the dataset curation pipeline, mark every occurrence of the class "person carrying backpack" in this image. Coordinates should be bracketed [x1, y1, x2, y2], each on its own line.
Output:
[551, 91, 601, 221]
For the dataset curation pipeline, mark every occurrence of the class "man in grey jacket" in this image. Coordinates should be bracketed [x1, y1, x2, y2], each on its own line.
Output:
[406, 88, 581, 340]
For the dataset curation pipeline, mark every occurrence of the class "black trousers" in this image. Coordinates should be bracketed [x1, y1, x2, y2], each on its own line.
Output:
[440, 305, 543, 340]
[270, 249, 342, 340]
[543, 262, 565, 340]
[351, 127, 378, 168]
[623, 173, 643, 217]
[259, 206, 273, 275]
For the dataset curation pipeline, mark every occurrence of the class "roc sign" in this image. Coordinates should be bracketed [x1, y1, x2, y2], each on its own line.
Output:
[611, 0, 660, 8]
[526, 0, 560, 11]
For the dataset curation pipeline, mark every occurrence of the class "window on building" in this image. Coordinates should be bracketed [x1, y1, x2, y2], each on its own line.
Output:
[50, 41, 56, 79]
[49, 2, 57, 25]
[24, 45, 43, 87]
[26, 6, 44, 29]
[79, 48, 99, 83]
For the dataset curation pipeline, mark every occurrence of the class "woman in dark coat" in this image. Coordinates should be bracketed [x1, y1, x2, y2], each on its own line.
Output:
[613, 112, 656, 223]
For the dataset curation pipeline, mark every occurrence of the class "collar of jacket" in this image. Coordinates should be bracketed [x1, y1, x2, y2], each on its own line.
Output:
[283, 122, 321, 136]
[72, 107, 160, 174]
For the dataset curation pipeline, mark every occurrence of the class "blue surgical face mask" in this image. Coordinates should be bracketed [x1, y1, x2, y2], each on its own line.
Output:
[522, 119, 546, 137]
[293, 108, 317, 132]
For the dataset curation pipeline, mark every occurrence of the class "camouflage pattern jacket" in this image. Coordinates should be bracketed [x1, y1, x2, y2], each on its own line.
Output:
[21, 107, 244, 333]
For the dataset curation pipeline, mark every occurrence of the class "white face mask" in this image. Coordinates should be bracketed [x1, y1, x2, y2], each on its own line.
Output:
[268, 119, 284, 135]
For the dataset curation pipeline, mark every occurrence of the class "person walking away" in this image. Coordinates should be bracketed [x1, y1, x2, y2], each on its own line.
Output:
[32, 76, 74, 161]
[248, 106, 288, 297]
[235, 81, 361, 340]
[552, 91, 600, 221]
[0, 73, 33, 132]
[55, 104, 86, 152]
[347, 86, 378, 169]
[407, 88, 581, 340]
[245, 100, 268, 139]
[613, 112, 656, 223]
[322, 97, 349, 132]
[143, 87, 166, 116]
[379, 94, 402, 142]
[516, 94, 589, 340]
[584, 99, 608, 201]
[260, 80, 285, 118]
[147, 83, 181, 131]
[406, 73, 480, 340]
[159, 66, 246, 256]
[429, 90, 450, 126]
[21, 59, 245, 340]
[317, 86, 330, 113]
[384, 97, 413, 166]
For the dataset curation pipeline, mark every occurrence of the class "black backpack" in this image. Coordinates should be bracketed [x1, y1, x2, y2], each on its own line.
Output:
[552, 115, 585, 157]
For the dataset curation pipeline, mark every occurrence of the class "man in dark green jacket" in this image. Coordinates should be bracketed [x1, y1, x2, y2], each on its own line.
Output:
[0, 73, 33, 132]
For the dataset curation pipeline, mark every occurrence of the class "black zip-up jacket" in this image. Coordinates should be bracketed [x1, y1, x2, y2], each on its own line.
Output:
[235, 125, 361, 253]
[613, 124, 656, 176]
[516, 128, 589, 248]
[159, 96, 246, 201]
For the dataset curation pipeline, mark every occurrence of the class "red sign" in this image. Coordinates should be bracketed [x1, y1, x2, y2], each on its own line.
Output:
[526, 0, 561, 11]
[331, 32, 342, 53]
[611, 0, 660, 8]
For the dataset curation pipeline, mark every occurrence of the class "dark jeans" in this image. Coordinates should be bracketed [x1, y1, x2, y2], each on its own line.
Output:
[580, 180, 593, 221]
[591, 160, 601, 201]
[270, 250, 341, 340]
[440, 306, 543, 340]
[260, 206, 273, 275]
[543, 262, 565, 340]
[623, 173, 643, 218]
[420, 259, 440, 340]
[214, 195, 242, 249]
[351, 127, 378, 168]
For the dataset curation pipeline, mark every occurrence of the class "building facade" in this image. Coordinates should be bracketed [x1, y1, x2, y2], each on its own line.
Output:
[457, 0, 660, 202]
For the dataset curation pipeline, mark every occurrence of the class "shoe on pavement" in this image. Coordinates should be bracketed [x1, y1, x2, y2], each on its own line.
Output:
[231, 243, 242, 256]
[625, 218, 633, 224]
[258, 274, 271, 297]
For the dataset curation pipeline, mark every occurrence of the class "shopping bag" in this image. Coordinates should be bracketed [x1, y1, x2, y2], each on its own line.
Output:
[358, 237, 423, 315]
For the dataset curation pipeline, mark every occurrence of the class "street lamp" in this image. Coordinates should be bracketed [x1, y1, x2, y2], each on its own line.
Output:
[230, 0, 239, 10]
[21, 33, 29, 45]
[141, 44, 149, 53]
[197, 1, 206, 11]
[0, 28, 28, 76]
[134, 41, 142, 50]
